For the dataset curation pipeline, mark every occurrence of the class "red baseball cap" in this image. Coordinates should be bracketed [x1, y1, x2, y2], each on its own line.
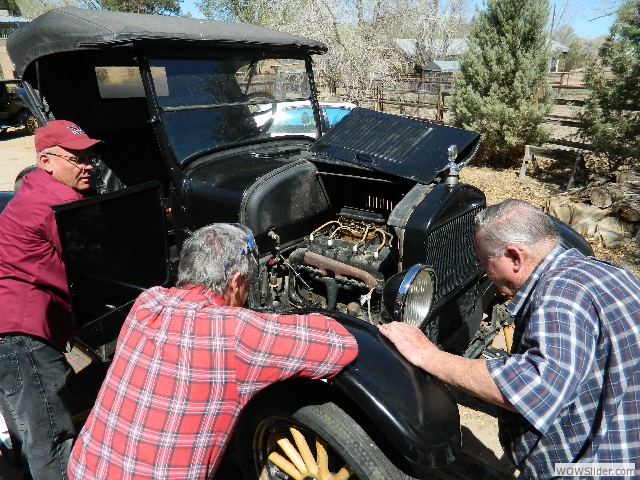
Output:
[35, 120, 104, 152]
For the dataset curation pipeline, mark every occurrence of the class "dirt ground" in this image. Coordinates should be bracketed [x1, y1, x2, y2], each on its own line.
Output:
[1, 127, 638, 479]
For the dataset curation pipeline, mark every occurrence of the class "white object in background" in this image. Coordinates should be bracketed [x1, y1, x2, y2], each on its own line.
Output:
[0, 411, 12, 449]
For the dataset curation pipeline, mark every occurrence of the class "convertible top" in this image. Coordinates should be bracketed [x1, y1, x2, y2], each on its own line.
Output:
[7, 7, 327, 77]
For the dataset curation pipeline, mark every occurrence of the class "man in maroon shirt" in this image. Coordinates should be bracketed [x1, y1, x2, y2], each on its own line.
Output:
[0, 120, 103, 480]
[68, 223, 358, 480]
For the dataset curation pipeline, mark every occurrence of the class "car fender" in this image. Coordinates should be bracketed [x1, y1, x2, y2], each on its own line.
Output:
[322, 311, 460, 470]
[0, 191, 15, 214]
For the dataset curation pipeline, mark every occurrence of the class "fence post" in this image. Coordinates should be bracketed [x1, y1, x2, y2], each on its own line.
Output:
[374, 82, 384, 112]
[519, 145, 531, 180]
[436, 84, 445, 123]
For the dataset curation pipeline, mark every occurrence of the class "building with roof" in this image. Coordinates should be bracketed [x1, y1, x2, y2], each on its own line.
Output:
[396, 37, 569, 74]
[423, 60, 460, 73]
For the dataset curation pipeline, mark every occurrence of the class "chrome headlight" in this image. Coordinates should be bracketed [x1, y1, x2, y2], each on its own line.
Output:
[382, 264, 437, 327]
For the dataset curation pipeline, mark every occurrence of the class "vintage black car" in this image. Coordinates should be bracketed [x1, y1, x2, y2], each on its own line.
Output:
[0, 79, 37, 134]
[2, 7, 592, 480]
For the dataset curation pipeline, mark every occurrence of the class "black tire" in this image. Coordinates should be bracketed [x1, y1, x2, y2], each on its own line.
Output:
[17, 110, 38, 135]
[24, 114, 38, 135]
[239, 400, 418, 480]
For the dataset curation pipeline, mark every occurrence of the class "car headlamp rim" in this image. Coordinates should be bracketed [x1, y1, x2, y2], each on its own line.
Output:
[392, 264, 436, 326]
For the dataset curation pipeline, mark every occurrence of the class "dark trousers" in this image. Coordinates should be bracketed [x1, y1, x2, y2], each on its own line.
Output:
[0, 335, 75, 480]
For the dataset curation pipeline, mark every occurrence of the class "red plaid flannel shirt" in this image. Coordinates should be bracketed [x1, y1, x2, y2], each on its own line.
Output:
[68, 286, 358, 479]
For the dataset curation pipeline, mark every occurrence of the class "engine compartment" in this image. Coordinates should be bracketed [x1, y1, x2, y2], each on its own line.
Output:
[263, 206, 399, 324]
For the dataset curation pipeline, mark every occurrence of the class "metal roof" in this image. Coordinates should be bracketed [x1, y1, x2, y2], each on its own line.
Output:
[423, 60, 459, 72]
[8, 7, 327, 77]
[397, 38, 569, 60]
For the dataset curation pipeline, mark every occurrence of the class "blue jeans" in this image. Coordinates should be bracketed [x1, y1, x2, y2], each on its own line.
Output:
[0, 335, 75, 480]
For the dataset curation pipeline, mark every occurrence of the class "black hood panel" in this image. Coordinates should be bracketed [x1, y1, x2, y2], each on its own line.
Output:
[310, 108, 480, 184]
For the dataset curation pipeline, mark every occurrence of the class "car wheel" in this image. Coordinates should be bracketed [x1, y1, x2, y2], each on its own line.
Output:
[24, 114, 38, 135]
[240, 401, 417, 480]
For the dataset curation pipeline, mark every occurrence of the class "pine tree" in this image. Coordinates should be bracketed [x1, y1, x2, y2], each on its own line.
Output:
[450, 0, 552, 164]
[580, 0, 640, 173]
[0, 0, 20, 16]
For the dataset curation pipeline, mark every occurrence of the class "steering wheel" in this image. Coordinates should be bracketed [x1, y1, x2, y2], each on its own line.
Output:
[246, 92, 278, 133]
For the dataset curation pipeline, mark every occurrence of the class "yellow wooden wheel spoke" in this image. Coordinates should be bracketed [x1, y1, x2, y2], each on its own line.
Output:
[316, 439, 332, 480]
[269, 430, 353, 480]
[290, 426, 319, 475]
[268, 452, 303, 480]
[504, 322, 515, 352]
[276, 436, 307, 474]
[330, 466, 354, 480]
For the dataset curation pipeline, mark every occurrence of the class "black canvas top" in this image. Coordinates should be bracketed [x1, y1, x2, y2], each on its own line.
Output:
[7, 7, 327, 77]
[310, 108, 481, 184]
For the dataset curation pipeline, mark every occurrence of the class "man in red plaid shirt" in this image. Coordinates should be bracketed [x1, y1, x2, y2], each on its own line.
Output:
[67, 223, 358, 479]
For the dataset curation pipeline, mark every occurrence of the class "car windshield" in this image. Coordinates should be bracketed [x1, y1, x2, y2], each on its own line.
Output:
[148, 56, 317, 163]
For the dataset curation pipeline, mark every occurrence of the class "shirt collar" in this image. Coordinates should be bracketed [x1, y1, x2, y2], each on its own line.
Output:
[177, 285, 226, 307]
[507, 244, 566, 317]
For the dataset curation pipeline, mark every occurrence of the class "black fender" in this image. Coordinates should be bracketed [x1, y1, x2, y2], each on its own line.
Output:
[324, 311, 460, 471]
[0, 191, 15, 214]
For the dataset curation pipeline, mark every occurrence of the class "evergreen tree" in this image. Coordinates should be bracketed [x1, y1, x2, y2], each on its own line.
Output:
[0, 0, 20, 16]
[450, 0, 552, 164]
[580, 0, 640, 173]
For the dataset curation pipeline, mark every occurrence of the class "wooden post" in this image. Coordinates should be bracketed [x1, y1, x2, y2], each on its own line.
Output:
[374, 82, 384, 112]
[534, 87, 544, 106]
[567, 153, 587, 190]
[436, 84, 445, 123]
[519, 145, 531, 180]
[519, 145, 541, 180]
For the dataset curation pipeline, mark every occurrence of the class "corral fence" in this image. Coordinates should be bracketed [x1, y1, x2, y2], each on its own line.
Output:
[317, 71, 594, 184]
[319, 70, 589, 126]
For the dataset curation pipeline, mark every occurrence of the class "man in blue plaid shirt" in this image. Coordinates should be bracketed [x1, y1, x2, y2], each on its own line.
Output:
[380, 199, 640, 478]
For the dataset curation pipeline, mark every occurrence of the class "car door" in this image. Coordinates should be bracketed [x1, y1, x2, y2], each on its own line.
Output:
[52, 182, 171, 362]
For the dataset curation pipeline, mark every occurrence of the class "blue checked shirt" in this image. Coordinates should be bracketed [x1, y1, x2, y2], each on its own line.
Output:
[486, 246, 640, 479]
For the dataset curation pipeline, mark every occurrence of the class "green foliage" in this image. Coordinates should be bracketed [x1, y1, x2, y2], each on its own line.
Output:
[563, 39, 583, 71]
[99, 0, 181, 15]
[580, 0, 640, 173]
[0, 0, 21, 16]
[450, 0, 552, 164]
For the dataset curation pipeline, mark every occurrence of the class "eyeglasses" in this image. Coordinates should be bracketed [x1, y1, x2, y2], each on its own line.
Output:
[47, 152, 98, 169]
[474, 247, 506, 269]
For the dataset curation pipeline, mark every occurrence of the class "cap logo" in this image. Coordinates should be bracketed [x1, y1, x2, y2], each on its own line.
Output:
[68, 125, 86, 135]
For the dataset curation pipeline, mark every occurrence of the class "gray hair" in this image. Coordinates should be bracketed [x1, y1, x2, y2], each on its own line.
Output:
[176, 223, 254, 294]
[475, 199, 559, 254]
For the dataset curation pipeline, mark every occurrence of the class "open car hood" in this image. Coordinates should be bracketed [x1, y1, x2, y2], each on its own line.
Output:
[310, 108, 480, 184]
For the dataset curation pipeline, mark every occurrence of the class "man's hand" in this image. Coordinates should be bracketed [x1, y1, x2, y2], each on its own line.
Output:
[378, 321, 516, 411]
[378, 322, 439, 371]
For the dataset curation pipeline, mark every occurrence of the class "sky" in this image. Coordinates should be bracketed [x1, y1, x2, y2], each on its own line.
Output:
[181, 0, 616, 39]
[563, 2, 615, 38]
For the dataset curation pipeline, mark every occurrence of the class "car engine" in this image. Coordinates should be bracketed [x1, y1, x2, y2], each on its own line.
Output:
[264, 207, 398, 324]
